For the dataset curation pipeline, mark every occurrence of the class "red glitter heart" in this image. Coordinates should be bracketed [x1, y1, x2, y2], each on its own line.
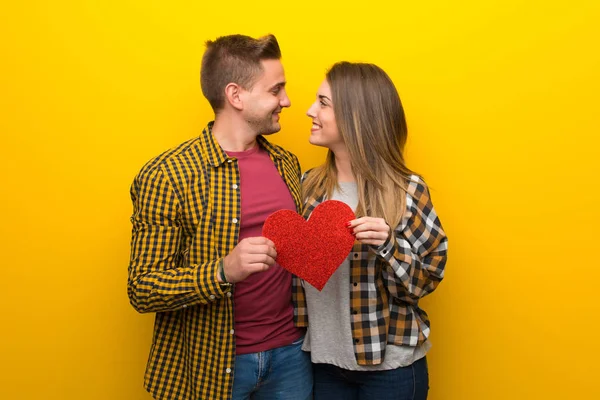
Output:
[262, 200, 356, 291]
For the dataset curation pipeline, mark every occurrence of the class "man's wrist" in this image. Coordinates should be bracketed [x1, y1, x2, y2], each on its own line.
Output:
[218, 259, 229, 284]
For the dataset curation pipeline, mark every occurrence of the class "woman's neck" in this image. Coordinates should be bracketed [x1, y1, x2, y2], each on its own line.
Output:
[333, 150, 355, 183]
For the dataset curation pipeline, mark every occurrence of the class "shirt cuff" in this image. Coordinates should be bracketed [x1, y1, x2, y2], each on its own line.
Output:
[195, 259, 231, 302]
[373, 234, 394, 259]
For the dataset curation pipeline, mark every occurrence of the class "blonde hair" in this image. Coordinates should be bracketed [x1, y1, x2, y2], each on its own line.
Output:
[303, 62, 414, 227]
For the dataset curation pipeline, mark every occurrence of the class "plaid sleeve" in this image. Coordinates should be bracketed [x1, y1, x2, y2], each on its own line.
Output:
[374, 176, 448, 303]
[292, 275, 308, 326]
[127, 166, 226, 314]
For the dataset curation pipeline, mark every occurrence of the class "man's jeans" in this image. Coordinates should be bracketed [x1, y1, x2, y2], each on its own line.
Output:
[231, 336, 313, 400]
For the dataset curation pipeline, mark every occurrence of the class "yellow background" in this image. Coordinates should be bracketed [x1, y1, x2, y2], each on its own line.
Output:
[1, 1, 599, 399]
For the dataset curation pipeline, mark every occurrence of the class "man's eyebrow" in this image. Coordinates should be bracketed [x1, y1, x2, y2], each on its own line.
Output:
[270, 81, 286, 90]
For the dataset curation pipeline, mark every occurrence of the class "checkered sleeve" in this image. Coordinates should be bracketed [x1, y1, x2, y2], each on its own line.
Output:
[127, 165, 226, 314]
[292, 275, 308, 326]
[374, 176, 448, 303]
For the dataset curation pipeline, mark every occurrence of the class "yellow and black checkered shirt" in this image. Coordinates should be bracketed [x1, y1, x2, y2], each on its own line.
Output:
[293, 173, 447, 366]
[128, 122, 302, 400]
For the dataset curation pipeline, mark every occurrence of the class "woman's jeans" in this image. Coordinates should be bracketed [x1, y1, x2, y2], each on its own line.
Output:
[313, 356, 429, 400]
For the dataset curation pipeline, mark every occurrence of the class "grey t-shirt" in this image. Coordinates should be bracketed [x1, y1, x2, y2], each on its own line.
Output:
[302, 181, 430, 370]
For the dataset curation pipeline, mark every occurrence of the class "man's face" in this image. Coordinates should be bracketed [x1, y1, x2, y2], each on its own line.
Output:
[241, 59, 291, 135]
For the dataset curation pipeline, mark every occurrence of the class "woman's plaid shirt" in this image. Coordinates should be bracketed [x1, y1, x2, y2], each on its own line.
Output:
[292, 174, 448, 365]
[127, 123, 302, 400]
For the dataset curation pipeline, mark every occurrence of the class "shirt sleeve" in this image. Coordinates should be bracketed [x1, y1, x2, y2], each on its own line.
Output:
[127, 165, 228, 314]
[292, 275, 308, 327]
[372, 178, 448, 303]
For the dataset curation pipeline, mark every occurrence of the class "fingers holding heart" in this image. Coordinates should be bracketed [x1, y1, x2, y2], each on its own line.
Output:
[348, 217, 390, 246]
[262, 200, 356, 291]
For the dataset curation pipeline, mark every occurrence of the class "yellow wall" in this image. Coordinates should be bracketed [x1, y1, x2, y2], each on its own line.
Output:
[1, 1, 599, 399]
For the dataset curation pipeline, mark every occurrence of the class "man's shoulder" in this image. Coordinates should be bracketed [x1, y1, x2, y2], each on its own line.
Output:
[258, 136, 299, 164]
[275, 144, 299, 164]
[135, 136, 204, 181]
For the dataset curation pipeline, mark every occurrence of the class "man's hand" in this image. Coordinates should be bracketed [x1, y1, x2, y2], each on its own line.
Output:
[222, 237, 277, 283]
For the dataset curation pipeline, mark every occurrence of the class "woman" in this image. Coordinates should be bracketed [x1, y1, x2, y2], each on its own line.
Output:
[293, 62, 448, 399]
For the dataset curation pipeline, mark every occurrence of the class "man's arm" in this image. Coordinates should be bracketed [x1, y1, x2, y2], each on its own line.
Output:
[127, 166, 227, 314]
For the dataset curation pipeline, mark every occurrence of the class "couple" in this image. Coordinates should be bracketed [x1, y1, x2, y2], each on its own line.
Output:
[127, 34, 448, 400]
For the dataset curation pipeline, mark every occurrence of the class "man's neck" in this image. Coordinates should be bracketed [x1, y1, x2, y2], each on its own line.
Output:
[212, 114, 258, 152]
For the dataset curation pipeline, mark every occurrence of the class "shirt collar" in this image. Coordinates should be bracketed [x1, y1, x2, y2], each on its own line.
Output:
[200, 121, 284, 168]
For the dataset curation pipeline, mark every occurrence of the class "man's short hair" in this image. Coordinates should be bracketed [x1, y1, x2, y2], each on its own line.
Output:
[201, 34, 282, 112]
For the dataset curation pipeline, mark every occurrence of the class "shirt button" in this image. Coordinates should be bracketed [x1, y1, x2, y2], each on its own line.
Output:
[209, 295, 215, 300]
[353, 282, 358, 287]
[227, 159, 233, 163]
[230, 329, 235, 335]
[352, 309, 358, 315]
[182, 304, 188, 308]
[232, 184, 238, 189]
[226, 292, 232, 298]
[232, 218, 238, 224]
[226, 368, 232, 374]
[354, 339, 360, 344]
[353, 253, 359, 258]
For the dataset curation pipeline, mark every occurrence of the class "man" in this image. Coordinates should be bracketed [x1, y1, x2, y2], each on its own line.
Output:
[127, 34, 312, 400]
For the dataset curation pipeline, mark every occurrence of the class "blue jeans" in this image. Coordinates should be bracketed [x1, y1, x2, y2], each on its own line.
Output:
[231, 336, 313, 400]
[313, 356, 429, 400]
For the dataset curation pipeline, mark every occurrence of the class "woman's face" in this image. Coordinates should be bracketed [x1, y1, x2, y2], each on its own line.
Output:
[306, 79, 344, 151]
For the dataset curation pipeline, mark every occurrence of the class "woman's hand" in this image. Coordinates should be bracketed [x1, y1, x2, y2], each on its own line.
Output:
[348, 217, 390, 247]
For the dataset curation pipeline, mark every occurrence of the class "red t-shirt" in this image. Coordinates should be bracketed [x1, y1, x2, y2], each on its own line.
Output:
[226, 145, 303, 355]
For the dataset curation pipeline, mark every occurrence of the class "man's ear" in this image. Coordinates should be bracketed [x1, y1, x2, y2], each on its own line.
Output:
[224, 83, 244, 111]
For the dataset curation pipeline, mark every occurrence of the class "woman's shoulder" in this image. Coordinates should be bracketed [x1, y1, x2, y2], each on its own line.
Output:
[301, 167, 318, 183]
[406, 174, 429, 198]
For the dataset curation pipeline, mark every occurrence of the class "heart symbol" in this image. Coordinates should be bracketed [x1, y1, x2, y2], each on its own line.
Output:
[262, 200, 356, 291]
